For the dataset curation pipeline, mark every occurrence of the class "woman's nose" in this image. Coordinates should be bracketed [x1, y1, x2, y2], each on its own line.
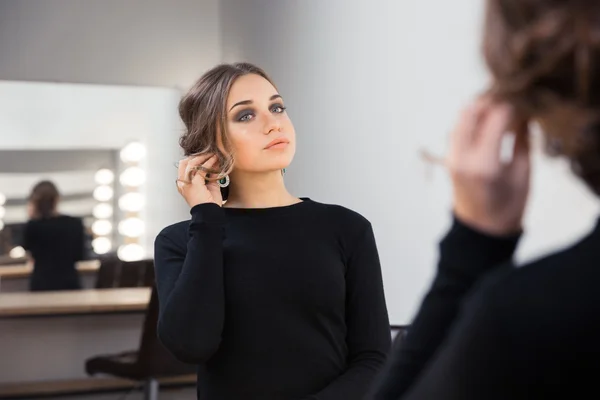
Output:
[263, 113, 281, 135]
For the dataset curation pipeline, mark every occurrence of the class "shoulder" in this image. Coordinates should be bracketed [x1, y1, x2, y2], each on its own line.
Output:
[468, 236, 599, 331]
[305, 200, 374, 255]
[306, 199, 372, 232]
[155, 220, 189, 253]
[64, 215, 83, 226]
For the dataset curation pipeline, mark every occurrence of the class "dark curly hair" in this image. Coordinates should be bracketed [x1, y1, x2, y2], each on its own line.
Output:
[484, 0, 600, 193]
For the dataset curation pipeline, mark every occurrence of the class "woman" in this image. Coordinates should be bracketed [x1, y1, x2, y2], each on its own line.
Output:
[154, 63, 391, 399]
[22, 180, 85, 291]
[375, 1, 600, 399]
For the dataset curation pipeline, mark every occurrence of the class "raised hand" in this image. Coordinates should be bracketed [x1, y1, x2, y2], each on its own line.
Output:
[176, 154, 223, 208]
[448, 97, 531, 235]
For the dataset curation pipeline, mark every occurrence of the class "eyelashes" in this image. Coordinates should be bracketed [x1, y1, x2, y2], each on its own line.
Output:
[235, 104, 287, 122]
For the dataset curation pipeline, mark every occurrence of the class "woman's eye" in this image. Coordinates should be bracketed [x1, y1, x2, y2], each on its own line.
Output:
[238, 112, 254, 122]
[271, 104, 287, 113]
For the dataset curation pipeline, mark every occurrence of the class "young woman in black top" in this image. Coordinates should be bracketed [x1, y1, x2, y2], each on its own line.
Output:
[22, 180, 85, 291]
[153, 63, 391, 400]
[374, 1, 600, 399]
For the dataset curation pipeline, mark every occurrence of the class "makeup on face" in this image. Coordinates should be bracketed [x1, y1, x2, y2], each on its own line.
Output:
[229, 95, 287, 123]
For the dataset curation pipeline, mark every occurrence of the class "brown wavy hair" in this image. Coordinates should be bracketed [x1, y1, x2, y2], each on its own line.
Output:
[29, 181, 59, 219]
[178, 62, 277, 179]
[484, 0, 600, 193]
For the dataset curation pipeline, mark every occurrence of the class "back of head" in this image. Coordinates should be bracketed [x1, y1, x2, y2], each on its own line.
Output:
[29, 181, 60, 219]
[483, 0, 600, 193]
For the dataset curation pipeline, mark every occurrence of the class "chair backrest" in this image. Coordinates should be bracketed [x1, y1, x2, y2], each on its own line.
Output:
[136, 284, 197, 377]
[95, 255, 122, 288]
[95, 256, 154, 289]
[391, 325, 409, 349]
[120, 259, 155, 288]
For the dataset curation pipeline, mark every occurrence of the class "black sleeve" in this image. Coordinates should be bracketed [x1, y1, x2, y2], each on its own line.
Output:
[22, 221, 32, 251]
[308, 223, 392, 400]
[401, 269, 515, 400]
[153, 203, 226, 364]
[373, 217, 520, 399]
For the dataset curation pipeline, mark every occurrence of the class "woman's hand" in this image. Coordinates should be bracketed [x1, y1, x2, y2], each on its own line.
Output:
[176, 154, 223, 208]
[447, 97, 531, 236]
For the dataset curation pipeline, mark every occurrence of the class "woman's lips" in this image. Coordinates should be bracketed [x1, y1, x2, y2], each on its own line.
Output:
[265, 138, 289, 149]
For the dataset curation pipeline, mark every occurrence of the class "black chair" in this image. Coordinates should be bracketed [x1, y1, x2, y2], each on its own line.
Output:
[85, 285, 197, 400]
[391, 325, 409, 349]
[95, 256, 154, 288]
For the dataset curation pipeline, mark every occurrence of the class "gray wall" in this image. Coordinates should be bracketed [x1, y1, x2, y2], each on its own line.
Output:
[0, 0, 221, 88]
[220, 0, 600, 325]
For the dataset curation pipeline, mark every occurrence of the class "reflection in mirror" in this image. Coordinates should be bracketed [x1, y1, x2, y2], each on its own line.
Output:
[0, 149, 118, 291]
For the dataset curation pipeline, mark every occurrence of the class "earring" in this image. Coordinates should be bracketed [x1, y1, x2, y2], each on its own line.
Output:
[218, 175, 230, 188]
[282, 168, 286, 176]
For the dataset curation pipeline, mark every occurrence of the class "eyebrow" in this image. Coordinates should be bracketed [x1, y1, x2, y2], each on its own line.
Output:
[229, 94, 282, 112]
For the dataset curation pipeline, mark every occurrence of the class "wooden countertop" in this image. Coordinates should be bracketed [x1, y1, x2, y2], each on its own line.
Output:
[0, 260, 100, 280]
[0, 287, 150, 317]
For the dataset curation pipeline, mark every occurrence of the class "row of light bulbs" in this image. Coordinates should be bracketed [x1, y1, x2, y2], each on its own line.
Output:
[91, 142, 147, 260]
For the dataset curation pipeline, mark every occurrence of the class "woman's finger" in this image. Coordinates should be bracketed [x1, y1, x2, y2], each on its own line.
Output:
[449, 96, 492, 160]
[510, 121, 531, 168]
[184, 154, 215, 181]
[177, 158, 189, 181]
[476, 103, 514, 166]
[191, 155, 219, 184]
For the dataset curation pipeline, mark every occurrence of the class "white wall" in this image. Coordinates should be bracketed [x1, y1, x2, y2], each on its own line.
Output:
[221, 0, 600, 325]
[0, 81, 187, 256]
[0, 0, 221, 89]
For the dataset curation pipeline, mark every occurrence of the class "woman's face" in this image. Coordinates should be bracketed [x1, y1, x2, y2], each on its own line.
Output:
[224, 73, 296, 174]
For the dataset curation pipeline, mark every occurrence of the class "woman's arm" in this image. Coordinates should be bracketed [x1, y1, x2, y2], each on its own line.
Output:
[153, 203, 226, 364]
[373, 218, 519, 399]
[307, 223, 391, 400]
[375, 98, 530, 398]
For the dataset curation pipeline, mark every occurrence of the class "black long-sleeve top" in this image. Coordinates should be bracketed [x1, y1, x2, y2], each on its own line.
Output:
[154, 199, 391, 399]
[22, 215, 85, 291]
[374, 216, 600, 399]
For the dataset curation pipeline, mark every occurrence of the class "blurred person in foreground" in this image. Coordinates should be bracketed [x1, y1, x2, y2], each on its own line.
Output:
[22, 181, 85, 291]
[374, 1, 600, 399]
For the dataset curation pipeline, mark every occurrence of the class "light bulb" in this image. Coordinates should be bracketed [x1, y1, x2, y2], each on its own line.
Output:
[92, 220, 113, 236]
[10, 246, 25, 259]
[120, 142, 146, 163]
[118, 192, 145, 212]
[93, 186, 114, 202]
[118, 243, 145, 261]
[92, 237, 112, 254]
[95, 169, 114, 185]
[0, 193, 5, 206]
[119, 167, 145, 187]
[118, 217, 145, 238]
[0, 220, 4, 231]
[0, 207, 5, 219]
[93, 203, 113, 219]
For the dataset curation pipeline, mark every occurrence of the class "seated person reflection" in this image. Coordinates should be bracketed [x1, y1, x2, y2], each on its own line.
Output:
[22, 181, 85, 291]
[154, 63, 391, 400]
[375, 1, 600, 399]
